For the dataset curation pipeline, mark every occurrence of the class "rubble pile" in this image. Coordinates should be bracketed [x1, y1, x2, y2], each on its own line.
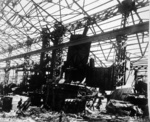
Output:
[0, 95, 149, 122]
[106, 99, 143, 116]
[0, 83, 149, 122]
[0, 106, 149, 122]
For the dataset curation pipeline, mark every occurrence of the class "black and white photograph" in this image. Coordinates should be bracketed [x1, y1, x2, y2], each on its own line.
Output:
[0, 0, 149, 121]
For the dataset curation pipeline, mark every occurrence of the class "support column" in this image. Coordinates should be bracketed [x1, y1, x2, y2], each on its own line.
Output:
[4, 46, 13, 85]
[23, 36, 32, 85]
[115, 0, 135, 86]
[15, 69, 18, 84]
[115, 35, 127, 85]
[50, 37, 63, 80]
[40, 28, 51, 76]
[4, 61, 10, 85]
[23, 55, 30, 85]
[148, 18, 150, 119]
[50, 22, 65, 80]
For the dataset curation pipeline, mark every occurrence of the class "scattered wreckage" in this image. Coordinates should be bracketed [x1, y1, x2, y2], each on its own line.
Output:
[0, 81, 148, 122]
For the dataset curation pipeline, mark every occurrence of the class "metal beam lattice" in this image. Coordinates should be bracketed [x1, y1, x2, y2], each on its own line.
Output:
[0, 0, 148, 55]
[0, 21, 148, 62]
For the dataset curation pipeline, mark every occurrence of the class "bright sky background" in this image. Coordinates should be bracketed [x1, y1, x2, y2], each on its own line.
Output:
[0, 0, 149, 81]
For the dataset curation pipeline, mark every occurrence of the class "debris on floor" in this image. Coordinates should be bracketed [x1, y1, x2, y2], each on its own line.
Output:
[0, 101, 149, 122]
[0, 85, 149, 122]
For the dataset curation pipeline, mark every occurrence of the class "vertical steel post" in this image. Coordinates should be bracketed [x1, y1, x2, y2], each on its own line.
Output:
[147, 14, 150, 119]
[23, 36, 32, 85]
[4, 46, 13, 85]
[115, 35, 127, 85]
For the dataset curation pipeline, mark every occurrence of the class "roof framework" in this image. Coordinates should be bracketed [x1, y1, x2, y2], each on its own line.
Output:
[0, 0, 149, 70]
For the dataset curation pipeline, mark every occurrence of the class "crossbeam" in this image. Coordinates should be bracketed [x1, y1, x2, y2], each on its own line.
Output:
[0, 21, 148, 62]
[0, 0, 149, 55]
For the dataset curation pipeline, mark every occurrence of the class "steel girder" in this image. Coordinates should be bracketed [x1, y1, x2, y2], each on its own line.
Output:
[0, 0, 148, 55]
[0, 21, 148, 62]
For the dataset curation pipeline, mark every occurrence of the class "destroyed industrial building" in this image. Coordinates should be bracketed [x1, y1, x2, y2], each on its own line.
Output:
[0, 0, 149, 122]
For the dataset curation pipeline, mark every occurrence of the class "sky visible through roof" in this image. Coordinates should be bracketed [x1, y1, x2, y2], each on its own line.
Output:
[0, 0, 148, 78]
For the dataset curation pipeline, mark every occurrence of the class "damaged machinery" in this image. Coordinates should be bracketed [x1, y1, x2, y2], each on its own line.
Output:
[0, 1, 148, 121]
